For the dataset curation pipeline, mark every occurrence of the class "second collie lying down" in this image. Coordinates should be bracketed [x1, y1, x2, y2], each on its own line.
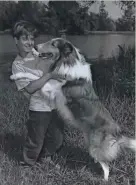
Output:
[10, 38, 136, 181]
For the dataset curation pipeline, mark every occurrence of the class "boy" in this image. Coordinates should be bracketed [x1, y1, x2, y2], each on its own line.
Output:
[11, 20, 64, 166]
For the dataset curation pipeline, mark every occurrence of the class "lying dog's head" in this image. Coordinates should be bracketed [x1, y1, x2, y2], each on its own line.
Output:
[34, 38, 92, 82]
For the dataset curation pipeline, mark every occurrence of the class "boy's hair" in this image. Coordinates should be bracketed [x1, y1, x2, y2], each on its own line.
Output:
[12, 20, 38, 39]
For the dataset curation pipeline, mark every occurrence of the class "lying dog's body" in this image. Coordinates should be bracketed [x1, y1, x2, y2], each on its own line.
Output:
[10, 38, 136, 181]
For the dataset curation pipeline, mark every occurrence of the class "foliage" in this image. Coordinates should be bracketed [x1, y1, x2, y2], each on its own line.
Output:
[116, 16, 135, 31]
[92, 45, 135, 99]
[47, 1, 96, 34]
[97, 1, 116, 31]
[0, 1, 135, 34]
[0, 1, 19, 30]
[115, 0, 135, 11]
[115, 0, 135, 31]
[112, 45, 135, 98]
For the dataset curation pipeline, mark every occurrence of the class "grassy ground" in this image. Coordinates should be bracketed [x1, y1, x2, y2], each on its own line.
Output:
[0, 54, 135, 185]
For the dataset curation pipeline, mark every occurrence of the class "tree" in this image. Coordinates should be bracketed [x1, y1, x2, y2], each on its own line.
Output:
[98, 1, 109, 31]
[115, 0, 135, 11]
[96, 1, 116, 31]
[115, 0, 135, 31]
[0, 1, 19, 30]
[47, 1, 96, 34]
[0, 1, 118, 33]
[16, 1, 51, 33]
[48, 1, 80, 30]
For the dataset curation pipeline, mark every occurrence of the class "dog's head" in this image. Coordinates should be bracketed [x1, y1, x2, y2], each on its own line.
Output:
[35, 38, 84, 70]
[34, 38, 92, 82]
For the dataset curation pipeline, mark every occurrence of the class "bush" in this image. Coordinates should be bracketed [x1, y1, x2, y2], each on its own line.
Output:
[91, 44, 135, 99]
[112, 44, 135, 98]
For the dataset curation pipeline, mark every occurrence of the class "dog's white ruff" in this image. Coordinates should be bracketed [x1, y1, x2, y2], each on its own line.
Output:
[57, 60, 92, 83]
[129, 139, 136, 152]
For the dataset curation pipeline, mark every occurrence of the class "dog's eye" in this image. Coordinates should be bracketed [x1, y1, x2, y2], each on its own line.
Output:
[51, 42, 55, 47]
[51, 41, 57, 47]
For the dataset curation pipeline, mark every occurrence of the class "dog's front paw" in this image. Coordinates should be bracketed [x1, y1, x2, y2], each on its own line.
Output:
[10, 74, 16, 80]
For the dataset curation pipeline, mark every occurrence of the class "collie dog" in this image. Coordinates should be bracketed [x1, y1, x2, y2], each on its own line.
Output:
[10, 38, 136, 181]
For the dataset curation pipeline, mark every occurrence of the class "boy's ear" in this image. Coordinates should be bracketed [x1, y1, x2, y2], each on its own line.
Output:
[14, 37, 18, 45]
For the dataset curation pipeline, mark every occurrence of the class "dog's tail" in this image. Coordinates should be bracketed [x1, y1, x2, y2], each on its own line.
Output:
[95, 136, 136, 181]
[118, 136, 136, 152]
[93, 135, 136, 163]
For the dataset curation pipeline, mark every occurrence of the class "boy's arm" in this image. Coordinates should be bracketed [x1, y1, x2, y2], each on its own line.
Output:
[24, 73, 52, 94]
[25, 73, 66, 94]
[12, 63, 65, 94]
[12, 63, 30, 92]
[11, 63, 51, 94]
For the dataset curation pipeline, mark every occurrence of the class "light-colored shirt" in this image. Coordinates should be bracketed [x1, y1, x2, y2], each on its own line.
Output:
[12, 52, 53, 112]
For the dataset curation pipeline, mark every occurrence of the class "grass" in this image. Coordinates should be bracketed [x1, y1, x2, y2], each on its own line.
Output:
[0, 52, 135, 185]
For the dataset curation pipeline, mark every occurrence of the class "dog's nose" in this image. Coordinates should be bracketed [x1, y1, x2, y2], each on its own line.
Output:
[39, 53, 42, 58]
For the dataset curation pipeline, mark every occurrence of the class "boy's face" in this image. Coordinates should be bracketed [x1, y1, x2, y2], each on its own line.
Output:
[15, 34, 35, 54]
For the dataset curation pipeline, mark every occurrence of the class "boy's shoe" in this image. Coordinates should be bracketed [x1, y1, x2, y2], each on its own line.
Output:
[39, 156, 61, 170]
[38, 155, 52, 163]
[19, 161, 32, 168]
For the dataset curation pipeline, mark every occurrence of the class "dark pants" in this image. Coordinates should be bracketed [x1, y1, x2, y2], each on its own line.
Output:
[23, 110, 64, 165]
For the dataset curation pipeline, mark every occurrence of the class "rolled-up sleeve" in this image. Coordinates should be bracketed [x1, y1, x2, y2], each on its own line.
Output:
[12, 63, 30, 91]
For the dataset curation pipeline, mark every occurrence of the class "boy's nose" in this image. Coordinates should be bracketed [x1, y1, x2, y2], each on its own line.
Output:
[27, 39, 33, 46]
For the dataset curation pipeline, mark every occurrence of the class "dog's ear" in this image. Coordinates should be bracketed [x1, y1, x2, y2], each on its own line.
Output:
[63, 42, 73, 55]
[52, 39, 81, 62]
[52, 40, 59, 48]
[63, 42, 80, 60]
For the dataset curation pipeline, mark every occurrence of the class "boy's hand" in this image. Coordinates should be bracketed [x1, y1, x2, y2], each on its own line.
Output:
[48, 72, 66, 82]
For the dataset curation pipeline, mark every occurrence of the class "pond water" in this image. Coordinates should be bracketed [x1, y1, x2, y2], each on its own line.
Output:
[0, 33, 134, 59]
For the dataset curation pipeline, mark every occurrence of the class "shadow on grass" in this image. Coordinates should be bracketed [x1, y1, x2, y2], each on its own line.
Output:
[0, 133, 102, 175]
[55, 144, 102, 175]
[0, 133, 25, 162]
[0, 133, 102, 173]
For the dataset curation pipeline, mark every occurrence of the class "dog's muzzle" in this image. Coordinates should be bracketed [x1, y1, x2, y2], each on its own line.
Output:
[39, 52, 53, 59]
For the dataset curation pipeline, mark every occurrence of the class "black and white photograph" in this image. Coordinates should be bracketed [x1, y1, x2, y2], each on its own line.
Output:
[0, 0, 135, 184]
